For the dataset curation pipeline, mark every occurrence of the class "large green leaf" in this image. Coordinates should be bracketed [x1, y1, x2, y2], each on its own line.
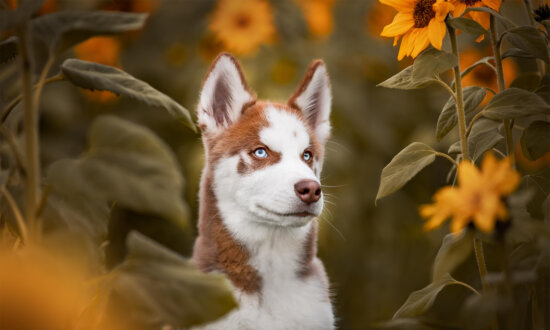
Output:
[61, 59, 196, 131]
[524, 167, 550, 219]
[377, 66, 435, 90]
[432, 230, 474, 281]
[393, 274, 466, 319]
[436, 86, 486, 141]
[447, 17, 487, 38]
[412, 49, 457, 80]
[481, 88, 550, 120]
[111, 231, 237, 328]
[449, 119, 503, 160]
[505, 26, 550, 63]
[510, 72, 542, 91]
[32, 11, 148, 55]
[376, 142, 437, 202]
[520, 120, 550, 160]
[46, 116, 190, 230]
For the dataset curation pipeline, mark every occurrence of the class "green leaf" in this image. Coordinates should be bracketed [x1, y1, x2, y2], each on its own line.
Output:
[447, 17, 487, 37]
[0, 0, 46, 32]
[436, 86, 486, 141]
[432, 230, 474, 282]
[510, 72, 542, 91]
[393, 274, 463, 319]
[412, 48, 458, 80]
[46, 116, 191, 230]
[502, 48, 537, 60]
[524, 167, 550, 219]
[505, 26, 550, 63]
[61, 59, 196, 131]
[481, 88, 550, 120]
[377, 66, 435, 90]
[112, 231, 237, 328]
[0, 36, 17, 64]
[376, 142, 437, 202]
[449, 119, 503, 160]
[32, 11, 148, 55]
[520, 120, 550, 160]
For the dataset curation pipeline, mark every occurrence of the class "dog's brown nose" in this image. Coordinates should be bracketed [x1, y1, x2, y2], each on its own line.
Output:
[294, 180, 321, 204]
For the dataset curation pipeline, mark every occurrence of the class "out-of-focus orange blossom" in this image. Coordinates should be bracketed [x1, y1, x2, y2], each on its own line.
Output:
[74, 37, 122, 103]
[209, 0, 276, 56]
[515, 143, 550, 173]
[294, 0, 336, 39]
[460, 47, 517, 103]
[421, 153, 520, 233]
[366, 1, 397, 37]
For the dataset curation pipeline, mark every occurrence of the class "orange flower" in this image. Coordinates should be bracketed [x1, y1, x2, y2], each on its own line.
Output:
[380, 0, 455, 60]
[295, 0, 336, 38]
[451, 0, 501, 31]
[366, 1, 399, 37]
[209, 0, 276, 55]
[74, 37, 122, 103]
[421, 153, 520, 233]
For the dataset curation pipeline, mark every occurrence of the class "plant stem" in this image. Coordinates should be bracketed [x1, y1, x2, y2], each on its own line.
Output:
[16, 21, 40, 241]
[466, 111, 484, 138]
[448, 25, 469, 161]
[435, 152, 458, 168]
[473, 237, 488, 292]
[0, 186, 28, 245]
[489, 15, 514, 163]
[0, 74, 65, 124]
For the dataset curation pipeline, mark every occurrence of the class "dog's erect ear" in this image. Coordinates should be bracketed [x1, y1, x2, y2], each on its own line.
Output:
[288, 60, 332, 144]
[198, 53, 255, 135]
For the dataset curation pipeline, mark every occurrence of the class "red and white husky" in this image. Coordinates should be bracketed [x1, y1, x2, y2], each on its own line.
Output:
[192, 53, 334, 329]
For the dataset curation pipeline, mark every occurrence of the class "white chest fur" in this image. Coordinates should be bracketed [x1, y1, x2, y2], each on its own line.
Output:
[199, 222, 334, 330]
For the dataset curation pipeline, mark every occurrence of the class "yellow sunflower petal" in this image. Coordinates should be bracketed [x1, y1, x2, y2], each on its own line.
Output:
[393, 35, 402, 46]
[411, 28, 430, 58]
[379, 0, 415, 13]
[380, 12, 415, 37]
[452, 2, 467, 17]
[450, 214, 469, 233]
[428, 19, 446, 50]
[398, 30, 414, 60]
[433, 0, 455, 21]
[481, 0, 501, 11]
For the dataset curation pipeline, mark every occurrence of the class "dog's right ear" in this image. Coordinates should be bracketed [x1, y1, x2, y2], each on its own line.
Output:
[197, 53, 255, 135]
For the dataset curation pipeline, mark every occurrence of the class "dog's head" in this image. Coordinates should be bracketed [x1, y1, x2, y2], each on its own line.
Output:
[198, 53, 331, 228]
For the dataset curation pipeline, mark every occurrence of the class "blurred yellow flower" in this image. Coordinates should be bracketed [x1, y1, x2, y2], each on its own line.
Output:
[209, 0, 276, 55]
[451, 0, 501, 31]
[295, 0, 336, 38]
[420, 153, 520, 233]
[74, 37, 121, 103]
[380, 0, 454, 60]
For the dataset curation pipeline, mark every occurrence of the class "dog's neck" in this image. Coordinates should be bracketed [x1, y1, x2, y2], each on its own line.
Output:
[193, 167, 318, 294]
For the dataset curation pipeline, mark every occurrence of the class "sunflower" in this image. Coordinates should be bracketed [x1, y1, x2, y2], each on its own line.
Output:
[295, 0, 336, 38]
[209, 0, 276, 55]
[451, 0, 501, 32]
[380, 0, 454, 60]
[420, 153, 520, 233]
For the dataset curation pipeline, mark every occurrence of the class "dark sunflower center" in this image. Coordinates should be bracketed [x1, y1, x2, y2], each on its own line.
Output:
[413, 0, 437, 28]
[235, 13, 251, 29]
[460, 0, 478, 6]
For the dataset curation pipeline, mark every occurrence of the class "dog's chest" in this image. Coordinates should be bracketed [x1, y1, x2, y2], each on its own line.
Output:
[201, 231, 334, 330]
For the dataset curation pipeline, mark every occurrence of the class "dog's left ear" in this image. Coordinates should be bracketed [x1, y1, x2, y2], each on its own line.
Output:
[198, 53, 255, 135]
[288, 60, 332, 145]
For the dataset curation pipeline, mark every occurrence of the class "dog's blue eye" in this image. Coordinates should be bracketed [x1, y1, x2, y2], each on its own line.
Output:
[303, 151, 312, 162]
[254, 148, 268, 159]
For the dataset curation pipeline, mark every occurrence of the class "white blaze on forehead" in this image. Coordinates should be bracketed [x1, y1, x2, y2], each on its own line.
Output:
[260, 107, 310, 155]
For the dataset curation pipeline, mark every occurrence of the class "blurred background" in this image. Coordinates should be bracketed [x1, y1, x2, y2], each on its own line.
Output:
[4, 0, 550, 328]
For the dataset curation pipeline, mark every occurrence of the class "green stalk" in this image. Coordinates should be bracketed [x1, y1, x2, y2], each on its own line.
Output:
[16, 22, 40, 241]
[473, 238, 488, 292]
[489, 15, 514, 162]
[448, 25, 469, 161]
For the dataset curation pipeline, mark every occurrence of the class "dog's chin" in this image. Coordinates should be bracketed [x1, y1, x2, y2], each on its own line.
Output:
[250, 204, 320, 228]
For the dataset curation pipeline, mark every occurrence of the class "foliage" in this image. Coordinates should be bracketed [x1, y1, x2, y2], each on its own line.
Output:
[377, 0, 550, 328]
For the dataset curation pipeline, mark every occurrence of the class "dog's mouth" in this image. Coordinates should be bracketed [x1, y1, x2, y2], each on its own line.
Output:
[256, 204, 317, 218]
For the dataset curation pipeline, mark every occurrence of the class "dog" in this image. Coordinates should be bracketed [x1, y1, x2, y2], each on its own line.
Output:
[192, 53, 334, 330]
